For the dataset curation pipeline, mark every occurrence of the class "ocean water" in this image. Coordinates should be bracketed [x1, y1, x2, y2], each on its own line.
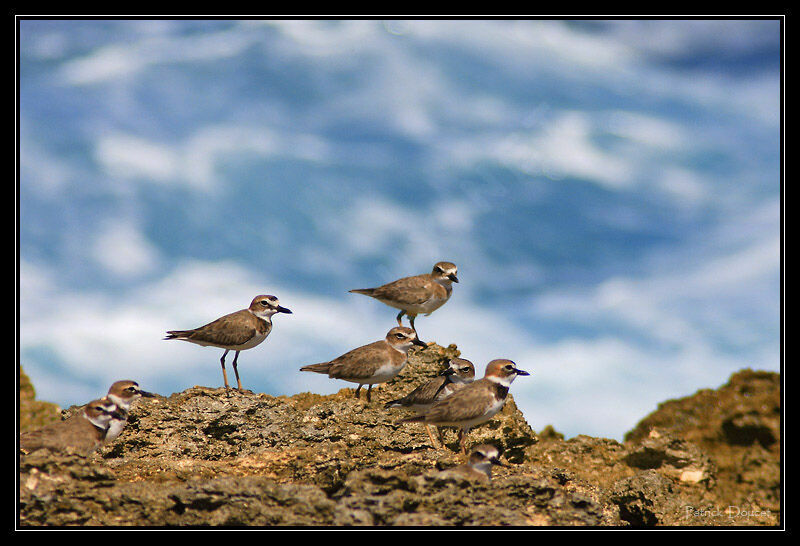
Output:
[19, 19, 781, 439]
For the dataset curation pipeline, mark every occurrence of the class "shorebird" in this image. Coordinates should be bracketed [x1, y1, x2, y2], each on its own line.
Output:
[299, 326, 425, 402]
[385, 357, 475, 447]
[400, 359, 529, 455]
[20, 398, 122, 455]
[104, 380, 156, 441]
[438, 444, 504, 482]
[349, 261, 458, 340]
[164, 295, 292, 391]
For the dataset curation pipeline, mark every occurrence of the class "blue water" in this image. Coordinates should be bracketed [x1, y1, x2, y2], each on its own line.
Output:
[19, 19, 781, 439]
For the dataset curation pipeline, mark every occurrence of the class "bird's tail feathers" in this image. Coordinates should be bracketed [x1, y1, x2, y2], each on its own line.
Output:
[299, 362, 332, 374]
[164, 330, 193, 341]
[349, 288, 376, 296]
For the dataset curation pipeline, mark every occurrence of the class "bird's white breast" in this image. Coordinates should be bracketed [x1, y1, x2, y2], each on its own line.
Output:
[105, 419, 127, 442]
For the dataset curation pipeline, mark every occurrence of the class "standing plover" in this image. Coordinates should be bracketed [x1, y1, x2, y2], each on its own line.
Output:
[439, 444, 504, 482]
[349, 262, 458, 339]
[401, 359, 529, 455]
[104, 380, 156, 441]
[20, 398, 121, 455]
[164, 295, 292, 391]
[300, 326, 425, 402]
[385, 357, 475, 447]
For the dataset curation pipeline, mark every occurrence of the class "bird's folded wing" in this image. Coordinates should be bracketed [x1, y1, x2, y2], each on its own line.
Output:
[425, 385, 492, 422]
[328, 341, 386, 380]
[371, 276, 438, 305]
[185, 311, 257, 346]
[405, 376, 448, 404]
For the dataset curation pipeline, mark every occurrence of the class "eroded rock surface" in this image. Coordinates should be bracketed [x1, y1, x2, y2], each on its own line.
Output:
[19, 367, 61, 433]
[625, 369, 780, 523]
[18, 349, 780, 527]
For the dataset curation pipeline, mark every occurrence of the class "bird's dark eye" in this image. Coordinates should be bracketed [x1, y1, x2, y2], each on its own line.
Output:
[505, 365, 514, 371]
[460, 367, 470, 372]
[395, 333, 404, 338]
[261, 300, 269, 306]
[126, 387, 136, 392]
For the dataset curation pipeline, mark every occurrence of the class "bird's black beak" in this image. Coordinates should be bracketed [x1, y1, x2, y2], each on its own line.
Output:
[448, 274, 459, 283]
[109, 410, 125, 420]
[491, 457, 504, 466]
[412, 337, 426, 347]
[139, 390, 156, 398]
[277, 306, 292, 314]
[515, 369, 530, 376]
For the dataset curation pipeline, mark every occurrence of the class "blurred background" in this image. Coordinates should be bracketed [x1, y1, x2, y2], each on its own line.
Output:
[19, 19, 781, 440]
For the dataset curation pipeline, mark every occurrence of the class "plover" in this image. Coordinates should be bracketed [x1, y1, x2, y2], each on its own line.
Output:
[439, 444, 504, 482]
[299, 326, 425, 402]
[384, 357, 475, 447]
[349, 261, 458, 339]
[20, 398, 121, 455]
[104, 380, 156, 442]
[164, 295, 292, 391]
[400, 359, 529, 455]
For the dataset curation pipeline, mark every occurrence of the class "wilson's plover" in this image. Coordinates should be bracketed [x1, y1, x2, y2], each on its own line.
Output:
[165, 295, 292, 391]
[104, 380, 156, 441]
[300, 326, 425, 402]
[20, 398, 122, 455]
[401, 359, 529, 455]
[385, 357, 475, 447]
[349, 261, 458, 340]
[440, 444, 504, 482]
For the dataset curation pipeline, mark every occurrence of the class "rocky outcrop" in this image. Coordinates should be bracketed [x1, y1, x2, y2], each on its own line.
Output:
[624, 369, 780, 524]
[19, 367, 61, 433]
[18, 348, 780, 527]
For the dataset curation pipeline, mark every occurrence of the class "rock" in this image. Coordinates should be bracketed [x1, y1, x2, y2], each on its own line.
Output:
[18, 348, 780, 527]
[623, 431, 716, 487]
[610, 470, 677, 526]
[19, 367, 61, 433]
[537, 424, 565, 442]
[625, 369, 780, 522]
[626, 369, 779, 449]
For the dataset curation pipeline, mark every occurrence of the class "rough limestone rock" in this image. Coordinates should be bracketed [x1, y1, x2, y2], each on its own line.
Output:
[19, 367, 61, 433]
[18, 347, 780, 527]
[625, 369, 780, 523]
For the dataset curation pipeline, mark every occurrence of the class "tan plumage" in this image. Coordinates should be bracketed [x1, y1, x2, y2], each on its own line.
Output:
[105, 380, 155, 442]
[166, 309, 271, 347]
[386, 374, 451, 408]
[300, 327, 426, 402]
[385, 358, 475, 409]
[349, 261, 458, 338]
[438, 444, 503, 482]
[402, 359, 529, 454]
[385, 357, 475, 448]
[165, 295, 292, 390]
[20, 398, 120, 456]
[352, 277, 448, 308]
